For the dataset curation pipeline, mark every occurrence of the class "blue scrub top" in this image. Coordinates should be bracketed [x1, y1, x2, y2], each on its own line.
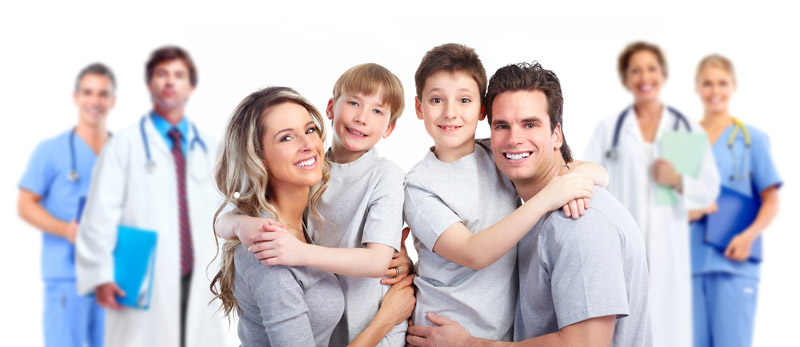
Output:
[19, 129, 99, 280]
[690, 122, 782, 278]
[150, 111, 189, 157]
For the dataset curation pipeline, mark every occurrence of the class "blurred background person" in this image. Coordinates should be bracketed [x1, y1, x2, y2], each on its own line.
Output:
[75, 46, 224, 347]
[689, 54, 781, 347]
[583, 41, 720, 347]
[17, 63, 115, 347]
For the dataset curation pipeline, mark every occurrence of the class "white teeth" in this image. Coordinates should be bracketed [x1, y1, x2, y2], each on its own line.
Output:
[505, 152, 531, 160]
[348, 128, 366, 136]
[296, 157, 316, 167]
[441, 126, 459, 130]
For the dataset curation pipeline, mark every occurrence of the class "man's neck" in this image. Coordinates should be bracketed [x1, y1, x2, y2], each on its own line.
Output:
[154, 105, 185, 125]
[75, 120, 108, 154]
[515, 155, 566, 202]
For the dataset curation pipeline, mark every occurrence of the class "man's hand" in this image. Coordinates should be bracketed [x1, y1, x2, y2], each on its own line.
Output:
[95, 282, 125, 310]
[382, 227, 414, 285]
[407, 313, 473, 347]
[65, 220, 78, 243]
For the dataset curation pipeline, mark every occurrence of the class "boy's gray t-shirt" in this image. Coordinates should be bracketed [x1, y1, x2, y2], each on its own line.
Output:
[403, 140, 519, 341]
[515, 187, 652, 346]
[308, 148, 406, 346]
[234, 242, 345, 347]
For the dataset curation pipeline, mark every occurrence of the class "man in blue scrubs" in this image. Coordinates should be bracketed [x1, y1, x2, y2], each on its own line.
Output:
[18, 63, 116, 347]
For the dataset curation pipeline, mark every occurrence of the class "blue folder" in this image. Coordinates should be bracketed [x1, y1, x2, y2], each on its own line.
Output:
[704, 186, 762, 262]
[113, 225, 158, 309]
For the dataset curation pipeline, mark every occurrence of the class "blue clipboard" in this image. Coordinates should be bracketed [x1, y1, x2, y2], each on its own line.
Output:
[704, 186, 762, 262]
[113, 225, 158, 309]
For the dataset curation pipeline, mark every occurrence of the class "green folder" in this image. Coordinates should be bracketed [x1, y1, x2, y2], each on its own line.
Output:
[657, 131, 708, 205]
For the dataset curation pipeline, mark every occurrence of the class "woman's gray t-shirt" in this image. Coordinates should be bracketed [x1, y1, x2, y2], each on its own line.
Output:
[233, 243, 345, 347]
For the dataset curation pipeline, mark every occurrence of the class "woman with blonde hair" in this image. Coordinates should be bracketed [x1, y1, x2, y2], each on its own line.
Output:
[210, 86, 414, 346]
[689, 54, 781, 347]
[583, 41, 720, 347]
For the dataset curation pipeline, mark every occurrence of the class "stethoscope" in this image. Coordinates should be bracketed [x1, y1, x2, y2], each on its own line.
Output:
[727, 118, 751, 181]
[139, 115, 207, 173]
[68, 127, 112, 182]
[605, 106, 692, 161]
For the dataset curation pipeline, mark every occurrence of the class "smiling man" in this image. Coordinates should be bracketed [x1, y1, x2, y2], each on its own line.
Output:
[18, 63, 115, 347]
[406, 62, 652, 347]
[76, 46, 224, 347]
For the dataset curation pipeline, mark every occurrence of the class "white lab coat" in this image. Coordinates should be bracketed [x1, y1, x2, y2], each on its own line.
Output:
[584, 105, 720, 347]
[76, 116, 225, 347]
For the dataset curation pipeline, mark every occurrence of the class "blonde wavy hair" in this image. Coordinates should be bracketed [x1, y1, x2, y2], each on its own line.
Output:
[209, 86, 331, 320]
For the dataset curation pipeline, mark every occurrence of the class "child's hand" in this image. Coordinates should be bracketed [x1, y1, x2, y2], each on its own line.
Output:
[248, 222, 309, 266]
[235, 216, 276, 248]
[382, 227, 414, 285]
[536, 172, 594, 219]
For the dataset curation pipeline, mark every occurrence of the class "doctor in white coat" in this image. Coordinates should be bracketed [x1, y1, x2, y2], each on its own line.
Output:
[584, 41, 720, 347]
[76, 46, 225, 347]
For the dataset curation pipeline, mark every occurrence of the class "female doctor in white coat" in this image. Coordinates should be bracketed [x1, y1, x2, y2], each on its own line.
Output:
[583, 41, 720, 347]
[75, 47, 225, 347]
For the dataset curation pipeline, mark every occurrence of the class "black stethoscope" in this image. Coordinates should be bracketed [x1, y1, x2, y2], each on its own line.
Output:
[68, 127, 112, 182]
[727, 118, 751, 181]
[605, 106, 692, 161]
[139, 115, 207, 173]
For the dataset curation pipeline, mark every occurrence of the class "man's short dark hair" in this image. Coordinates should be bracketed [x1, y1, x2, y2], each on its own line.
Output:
[485, 62, 572, 163]
[75, 63, 116, 94]
[145, 45, 198, 87]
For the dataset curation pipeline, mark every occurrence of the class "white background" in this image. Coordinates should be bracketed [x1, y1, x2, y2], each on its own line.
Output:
[1, 1, 797, 345]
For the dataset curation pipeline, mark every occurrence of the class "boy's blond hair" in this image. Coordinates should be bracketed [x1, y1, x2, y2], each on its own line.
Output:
[332, 63, 405, 125]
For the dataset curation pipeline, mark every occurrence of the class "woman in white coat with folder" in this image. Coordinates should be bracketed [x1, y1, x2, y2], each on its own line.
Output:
[583, 41, 720, 347]
[76, 47, 225, 347]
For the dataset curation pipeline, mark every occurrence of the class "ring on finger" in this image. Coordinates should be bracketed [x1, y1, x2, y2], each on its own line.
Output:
[394, 266, 401, 277]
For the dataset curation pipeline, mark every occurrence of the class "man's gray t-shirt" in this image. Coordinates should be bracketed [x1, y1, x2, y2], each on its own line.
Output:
[404, 140, 519, 341]
[233, 242, 345, 347]
[515, 187, 652, 346]
[309, 148, 406, 346]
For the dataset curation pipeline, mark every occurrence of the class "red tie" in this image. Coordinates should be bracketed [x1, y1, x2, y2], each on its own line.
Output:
[168, 128, 194, 276]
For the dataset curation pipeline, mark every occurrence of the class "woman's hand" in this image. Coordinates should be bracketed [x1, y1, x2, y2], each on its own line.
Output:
[382, 227, 414, 285]
[725, 231, 755, 262]
[248, 222, 310, 266]
[375, 275, 416, 326]
[688, 203, 718, 222]
[653, 159, 682, 191]
[536, 172, 594, 219]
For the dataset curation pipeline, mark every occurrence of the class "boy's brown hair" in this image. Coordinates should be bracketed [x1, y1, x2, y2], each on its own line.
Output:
[332, 63, 405, 125]
[414, 43, 487, 103]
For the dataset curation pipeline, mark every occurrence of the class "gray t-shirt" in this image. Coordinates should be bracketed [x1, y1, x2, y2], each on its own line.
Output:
[403, 140, 519, 341]
[309, 148, 406, 347]
[234, 233, 344, 346]
[515, 187, 652, 346]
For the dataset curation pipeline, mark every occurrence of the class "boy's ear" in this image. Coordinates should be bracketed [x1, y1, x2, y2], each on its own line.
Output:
[382, 122, 396, 139]
[479, 104, 486, 121]
[415, 97, 424, 120]
[326, 98, 335, 120]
